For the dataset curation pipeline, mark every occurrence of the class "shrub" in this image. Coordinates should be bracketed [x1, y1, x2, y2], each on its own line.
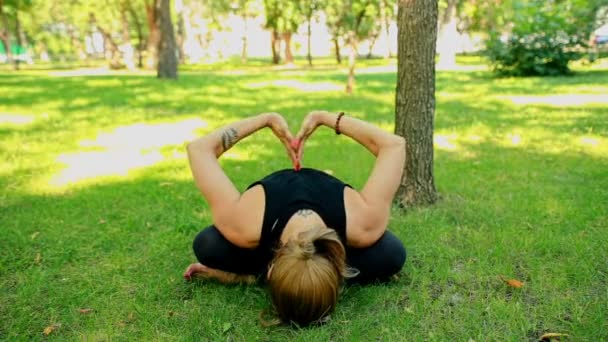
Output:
[483, 0, 597, 76]
[485, 32, 583, 76]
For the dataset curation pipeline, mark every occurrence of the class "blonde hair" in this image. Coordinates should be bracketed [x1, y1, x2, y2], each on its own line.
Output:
[267, 226, 356, 326]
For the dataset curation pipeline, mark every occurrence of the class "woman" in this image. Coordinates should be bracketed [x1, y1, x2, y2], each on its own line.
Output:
[183, 111, 406, 326]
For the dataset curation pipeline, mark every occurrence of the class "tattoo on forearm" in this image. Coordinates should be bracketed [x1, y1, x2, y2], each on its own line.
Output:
[296, 209, 314, 218]
[221, 128, 238, 151]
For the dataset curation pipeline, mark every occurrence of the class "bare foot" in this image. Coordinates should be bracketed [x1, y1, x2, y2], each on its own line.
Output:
[183, 263, 255, 284]
[183, 263, 209, 281]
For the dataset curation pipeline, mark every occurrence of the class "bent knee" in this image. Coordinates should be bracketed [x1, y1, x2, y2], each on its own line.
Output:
[192, 225, 224, 263]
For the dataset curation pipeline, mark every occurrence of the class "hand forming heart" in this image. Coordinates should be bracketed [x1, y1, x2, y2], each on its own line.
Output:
[267, 111, 325, 171]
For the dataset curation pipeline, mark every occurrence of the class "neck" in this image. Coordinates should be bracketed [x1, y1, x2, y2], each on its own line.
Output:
[280, 223, 326, 244]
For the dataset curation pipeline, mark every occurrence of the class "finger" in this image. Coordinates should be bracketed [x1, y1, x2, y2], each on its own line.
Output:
[282, 140, 298, 166]
[297, 136, 307, 162]
[290, 138, 300, 151]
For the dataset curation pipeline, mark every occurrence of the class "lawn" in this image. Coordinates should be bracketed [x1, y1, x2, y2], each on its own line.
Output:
[1, 57, 607, 340]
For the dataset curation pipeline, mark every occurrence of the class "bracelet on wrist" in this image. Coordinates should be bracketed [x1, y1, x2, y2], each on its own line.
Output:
[335, 112, 345, 135]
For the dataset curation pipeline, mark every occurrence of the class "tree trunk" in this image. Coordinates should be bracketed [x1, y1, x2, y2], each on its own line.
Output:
[0, 0, 13, 66]
[283, 31, 293, 64]
[13, 8, 20, 70]
[145, 0, 160, 69]
[333, 36, 341, 64]
[120, 2, 135, 69]
[394, 0, 438, 207]
[127, 2, 144, 68]
[157, 0, 177, 79]
[306, 15, 312, 66]
[241, 14, 248, 63]
[367, 33, 378, 59]
[90, 12, 122, 68]
[270, 30, 280, 64]
[345, 35, 356, 94]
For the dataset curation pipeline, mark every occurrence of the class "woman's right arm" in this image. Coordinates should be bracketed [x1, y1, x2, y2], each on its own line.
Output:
[296, 111, 406, 245]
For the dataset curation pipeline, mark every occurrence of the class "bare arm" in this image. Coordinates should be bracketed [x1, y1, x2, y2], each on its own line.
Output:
[187, 113, 296, 247]
[296, 111, 405, 245]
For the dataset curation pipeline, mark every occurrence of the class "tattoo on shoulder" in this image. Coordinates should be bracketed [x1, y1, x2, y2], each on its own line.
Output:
[221, 128, 238, 151]
[296, 209, 314, 218]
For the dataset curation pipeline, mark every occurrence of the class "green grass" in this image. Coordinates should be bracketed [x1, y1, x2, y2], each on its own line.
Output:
[1, 57, 607, 340]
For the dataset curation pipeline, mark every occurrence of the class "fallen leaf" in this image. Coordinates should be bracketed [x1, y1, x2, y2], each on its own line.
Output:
[539, 332, 568, 341]
[79, 308, 94, 314]
[506, 279, 524, 288]
[31, 231, 40, 240]
[43, 324, 60, 336]
[222, 322, 232, 333]
[168, 310, 175, 317]
[35, 253, 41, 264]
[500, 275, 524, 288]
[99, 219, 107, 224]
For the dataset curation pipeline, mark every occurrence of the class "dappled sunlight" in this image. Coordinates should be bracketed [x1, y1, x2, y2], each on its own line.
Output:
[50, 67, 114, 77]
[575, 135, 607, 158]
[51, 150, 164, 186]
[507, 133, 522, 146]
[500, 94, 608, 107]
[434, 134, 459, 151]
[50, 118, 208, 187]
[246, 79, 342, 92]
[0, 113, 35, 125]
[580, 136, 600, 147]
[80, 118, 207, 150]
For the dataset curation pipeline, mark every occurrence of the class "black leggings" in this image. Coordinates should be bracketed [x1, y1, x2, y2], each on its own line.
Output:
[192, 225, 406, 284]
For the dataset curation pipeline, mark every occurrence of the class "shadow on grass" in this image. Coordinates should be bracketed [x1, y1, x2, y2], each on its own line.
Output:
[2, 135, 607, 339]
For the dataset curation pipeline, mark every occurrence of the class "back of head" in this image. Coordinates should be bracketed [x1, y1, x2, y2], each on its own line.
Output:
[268, 226, 352, 326]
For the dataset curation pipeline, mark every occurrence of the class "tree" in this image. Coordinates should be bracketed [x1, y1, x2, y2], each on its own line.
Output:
[325, 0, 382, 93]
[300, 0, 323, 66]
[0, 0, 14, 67]
[394, 0, 438, 207]
[157, 0, 177, 79]
[264, 0, 301, 64]
[145, 0, 160, 69]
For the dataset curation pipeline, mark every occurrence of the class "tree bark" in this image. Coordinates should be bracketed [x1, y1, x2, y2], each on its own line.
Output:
[394, 0, 438, 207]
[270, 30, 280, 64]
[145, 0, 160, 69]
[157, 0, 177, 79]
[283, 31, 294, 64]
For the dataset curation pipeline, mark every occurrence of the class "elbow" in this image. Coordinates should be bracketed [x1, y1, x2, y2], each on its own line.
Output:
[187, 137, 213, 155]
[386, 135, 405, 152]
[393, 135, 406, 148]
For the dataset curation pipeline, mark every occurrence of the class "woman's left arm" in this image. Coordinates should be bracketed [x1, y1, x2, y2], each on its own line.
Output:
[187, 113, 296, 247]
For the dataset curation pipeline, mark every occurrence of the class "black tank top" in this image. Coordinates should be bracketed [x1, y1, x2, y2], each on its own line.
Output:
[247, 168, 352, 252]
